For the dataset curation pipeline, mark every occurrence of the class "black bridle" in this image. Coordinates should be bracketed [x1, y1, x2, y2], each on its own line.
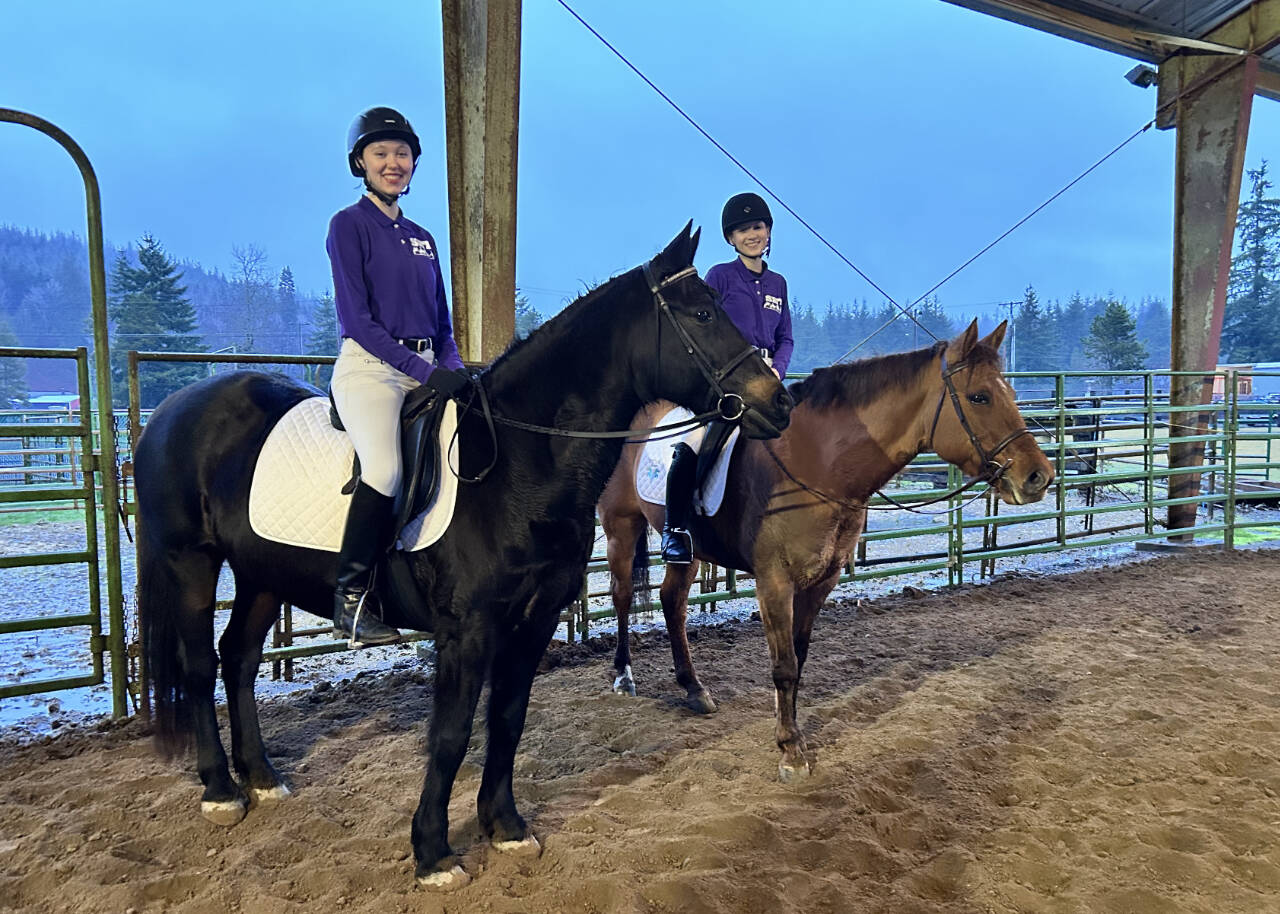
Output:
[644, 260, 763, 425]
[457, 259, 768, 463]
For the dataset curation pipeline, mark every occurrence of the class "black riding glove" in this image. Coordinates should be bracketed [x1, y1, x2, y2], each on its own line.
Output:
[424, 367, 471, 401]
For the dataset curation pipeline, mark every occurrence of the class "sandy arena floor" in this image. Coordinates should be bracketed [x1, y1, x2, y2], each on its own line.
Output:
[2, 549, 1279, 913]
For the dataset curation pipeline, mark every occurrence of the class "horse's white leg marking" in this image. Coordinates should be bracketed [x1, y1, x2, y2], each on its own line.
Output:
[612, 664, 636, 696]
[201, 797, 248, 827]
[492, 834, 542, 857]
[248, 784, 292, 805]
[416, 865, 471, 891]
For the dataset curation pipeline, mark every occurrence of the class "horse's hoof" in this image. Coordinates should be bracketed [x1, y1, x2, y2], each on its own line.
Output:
[415, 864, 471, 891]
[688, 690, 717, 714]
[612, 666, 636, 697]
[778, 761, 811, 783]
[200, 797, 248, 827]
[493, 834, 542, 857]
[248, 783, 292, 806]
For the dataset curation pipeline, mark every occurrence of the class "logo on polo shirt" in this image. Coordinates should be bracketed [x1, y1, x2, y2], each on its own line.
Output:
[410, 238, 435, 259]
[764, 294, 783, 313]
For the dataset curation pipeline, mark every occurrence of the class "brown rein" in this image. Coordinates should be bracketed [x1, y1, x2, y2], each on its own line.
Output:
[763, 353, 1033, 517]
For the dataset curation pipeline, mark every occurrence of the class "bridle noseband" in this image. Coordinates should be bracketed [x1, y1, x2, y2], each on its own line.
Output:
[644, 261, 759, 424]
[927, 350, 1034, 485]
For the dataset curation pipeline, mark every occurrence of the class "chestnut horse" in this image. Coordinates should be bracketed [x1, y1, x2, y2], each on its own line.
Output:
[598, 320, 1053, 779]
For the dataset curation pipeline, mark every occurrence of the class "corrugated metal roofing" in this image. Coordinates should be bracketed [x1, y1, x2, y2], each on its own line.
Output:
[944, 1, 1280, 100]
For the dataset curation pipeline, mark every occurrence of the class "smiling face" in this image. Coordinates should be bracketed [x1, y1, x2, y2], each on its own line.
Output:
[358, 139, 415, 198]
[728, 220, 770, 261]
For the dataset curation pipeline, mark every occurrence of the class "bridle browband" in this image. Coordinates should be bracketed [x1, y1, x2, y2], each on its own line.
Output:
[765, 349, 1034, 515]
[926, 350, 1035, 486]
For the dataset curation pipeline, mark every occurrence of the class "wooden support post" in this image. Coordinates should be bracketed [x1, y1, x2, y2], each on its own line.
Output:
[441, 0, 521, 363]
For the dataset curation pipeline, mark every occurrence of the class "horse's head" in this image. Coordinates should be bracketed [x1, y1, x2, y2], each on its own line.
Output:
[931, 319, 1053, 505]
[642, 223, 792, 439]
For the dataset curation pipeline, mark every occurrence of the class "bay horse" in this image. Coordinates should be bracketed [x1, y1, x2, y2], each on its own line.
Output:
[134, 224, 793, 889]
[598, 320, 1053, 779]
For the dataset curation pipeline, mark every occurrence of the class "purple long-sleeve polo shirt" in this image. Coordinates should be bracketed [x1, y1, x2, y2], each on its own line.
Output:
[705, 257, 794, 376]
[326, 196, 464, 385]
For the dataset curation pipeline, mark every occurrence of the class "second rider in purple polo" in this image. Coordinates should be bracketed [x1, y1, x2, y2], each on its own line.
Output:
[660, 192, 795, 564]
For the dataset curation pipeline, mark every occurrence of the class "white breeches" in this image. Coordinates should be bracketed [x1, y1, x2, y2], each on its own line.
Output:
[330, 338, 431, 497]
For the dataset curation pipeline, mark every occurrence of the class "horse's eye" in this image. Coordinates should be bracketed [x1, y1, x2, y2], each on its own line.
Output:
[968, 392, 990, 406]
[695, 309, 713, 324]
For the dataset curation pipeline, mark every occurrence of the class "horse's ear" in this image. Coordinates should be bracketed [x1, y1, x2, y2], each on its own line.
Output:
[950, 318, 979, 359]
[656, 221, 696, 273]
[981, 320, 1008, 353]
[690, 226, 701, 260]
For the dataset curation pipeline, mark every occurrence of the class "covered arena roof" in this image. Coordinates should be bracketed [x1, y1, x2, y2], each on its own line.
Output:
[943, 1, 1280, 101]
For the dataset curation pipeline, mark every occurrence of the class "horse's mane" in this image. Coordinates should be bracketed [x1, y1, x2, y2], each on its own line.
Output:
[788, 340, 1002, 410]
[484, 271, 635, 377]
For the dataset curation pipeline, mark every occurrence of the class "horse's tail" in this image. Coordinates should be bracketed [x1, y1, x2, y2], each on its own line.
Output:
[137, 524, 194, 758]
[630, 520, 652, 620]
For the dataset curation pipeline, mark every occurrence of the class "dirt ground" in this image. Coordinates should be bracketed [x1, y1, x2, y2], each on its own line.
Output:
[3, 550, 1280, 914]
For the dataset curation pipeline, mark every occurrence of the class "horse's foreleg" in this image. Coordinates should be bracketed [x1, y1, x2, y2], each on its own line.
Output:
[659, 560, 714, 713]
[219, 587, 290, 806]
[605, 515, 648, 696]
[476, 607, 561, 854]
[757, 573, 808, 780]
[411, 625, 490, 891]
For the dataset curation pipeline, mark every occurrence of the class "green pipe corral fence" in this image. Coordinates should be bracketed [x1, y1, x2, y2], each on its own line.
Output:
[4, 350, 1280, 713]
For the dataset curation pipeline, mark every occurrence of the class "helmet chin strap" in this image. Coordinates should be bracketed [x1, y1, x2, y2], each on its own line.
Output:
[363, 177, 409, 208]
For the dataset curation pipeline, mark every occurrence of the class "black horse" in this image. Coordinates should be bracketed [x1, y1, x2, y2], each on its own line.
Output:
[135, 224, 793, 889]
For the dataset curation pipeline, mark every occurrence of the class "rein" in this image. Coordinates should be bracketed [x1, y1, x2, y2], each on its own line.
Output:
[445, 259, 763, 480]
[764, 352, 1032, 517]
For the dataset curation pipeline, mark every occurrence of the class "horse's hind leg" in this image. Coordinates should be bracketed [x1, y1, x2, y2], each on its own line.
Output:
[659, 560, 715, 713]
[168, 551, 248, 825]
[219, 585, 290, 806]
[605, 513, 648, 696]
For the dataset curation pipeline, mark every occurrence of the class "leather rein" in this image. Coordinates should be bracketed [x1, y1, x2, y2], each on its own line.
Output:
[445, 260, 765, 483]
[766, 351, 1034, 516]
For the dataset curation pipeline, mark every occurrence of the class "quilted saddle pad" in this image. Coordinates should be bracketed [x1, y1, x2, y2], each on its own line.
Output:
[635, 406, 740, 517]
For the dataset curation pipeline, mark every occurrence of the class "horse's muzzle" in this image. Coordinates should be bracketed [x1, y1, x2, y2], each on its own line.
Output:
[741, 388, 794, 440]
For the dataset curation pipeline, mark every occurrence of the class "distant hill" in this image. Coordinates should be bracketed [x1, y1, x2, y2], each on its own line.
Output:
[0, 226, 326, 393]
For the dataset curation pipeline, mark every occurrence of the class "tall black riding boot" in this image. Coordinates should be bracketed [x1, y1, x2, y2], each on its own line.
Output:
[333, 481, 402, 647]
[661, 442, 697, 564]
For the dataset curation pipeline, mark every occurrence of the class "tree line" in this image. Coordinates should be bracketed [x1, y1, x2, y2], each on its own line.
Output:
[0, 159, 1274, 408]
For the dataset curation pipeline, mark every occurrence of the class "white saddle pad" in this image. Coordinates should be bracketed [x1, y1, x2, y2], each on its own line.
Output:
[248, 397, 459, 552]
[636, 407, 741, 517]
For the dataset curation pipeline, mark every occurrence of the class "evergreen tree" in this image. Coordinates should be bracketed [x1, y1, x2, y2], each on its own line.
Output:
[1223, 161, 1280, 361]
[1084, 300, 1147, 389]
[514, 292, 543, 338]
[109, 234, 205, 408]
[1013, 285, 1060, 373]
[0, 315, 30, 406]
[913, 296, 955, 348]
[788, 302, 825, 373]
[1135, 297, 1172, 369]
[305, 292, 339, 389]
[277, 266, 299, 352]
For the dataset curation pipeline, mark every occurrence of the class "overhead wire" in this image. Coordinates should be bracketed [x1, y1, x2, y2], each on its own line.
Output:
[555, 0, 1163, 361]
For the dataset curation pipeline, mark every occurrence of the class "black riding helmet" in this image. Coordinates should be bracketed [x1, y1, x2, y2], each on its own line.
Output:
[721, 192, 773, 241]
[347, 106, 422, 177]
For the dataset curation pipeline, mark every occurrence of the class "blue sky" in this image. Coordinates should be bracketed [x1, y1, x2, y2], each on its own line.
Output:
[2, 0, 1277, 329]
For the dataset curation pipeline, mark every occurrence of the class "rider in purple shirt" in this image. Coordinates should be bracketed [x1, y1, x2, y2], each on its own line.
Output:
[325, 106, 471, 647]
[661, 192, 795, 563]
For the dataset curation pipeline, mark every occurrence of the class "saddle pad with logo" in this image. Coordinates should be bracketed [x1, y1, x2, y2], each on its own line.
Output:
[248, 397, 459, 552]
[635, 406, 740, 517]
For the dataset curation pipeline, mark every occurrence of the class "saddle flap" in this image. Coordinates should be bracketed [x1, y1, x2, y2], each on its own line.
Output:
[393, 389, 447, 535]
[635, 407, 741, 517]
